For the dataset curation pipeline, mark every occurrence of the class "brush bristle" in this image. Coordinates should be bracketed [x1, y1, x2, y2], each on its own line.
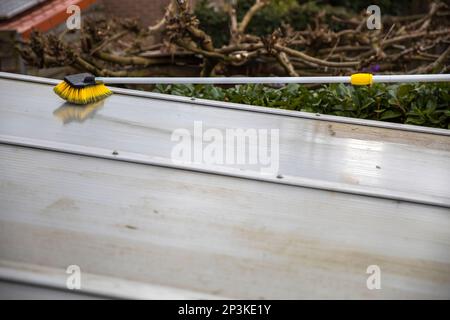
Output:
[54, 81, 112, 105]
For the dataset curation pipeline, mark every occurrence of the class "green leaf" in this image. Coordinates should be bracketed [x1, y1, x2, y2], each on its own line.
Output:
[380, 110, 402, 120]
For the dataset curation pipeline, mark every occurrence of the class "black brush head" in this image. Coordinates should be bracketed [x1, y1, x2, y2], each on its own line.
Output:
[64, 73, 96, 88]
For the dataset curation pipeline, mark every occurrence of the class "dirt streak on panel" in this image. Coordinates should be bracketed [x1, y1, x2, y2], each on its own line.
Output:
[0, 220, 448, 299]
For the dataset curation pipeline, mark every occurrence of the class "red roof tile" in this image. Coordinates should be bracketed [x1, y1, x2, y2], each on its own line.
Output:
[0, 0, 98, 38]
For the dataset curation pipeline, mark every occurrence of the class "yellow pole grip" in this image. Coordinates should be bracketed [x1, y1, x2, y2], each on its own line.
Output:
[350, 73, 373, 86]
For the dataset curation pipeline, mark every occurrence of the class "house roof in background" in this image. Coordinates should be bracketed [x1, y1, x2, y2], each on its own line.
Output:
[0, 0, 97, 38]
[0, 0, 48, 20]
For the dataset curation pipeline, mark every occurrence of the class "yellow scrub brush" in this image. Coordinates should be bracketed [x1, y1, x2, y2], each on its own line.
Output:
[54, 73, 112, 105]
[54, 73, 450, 105]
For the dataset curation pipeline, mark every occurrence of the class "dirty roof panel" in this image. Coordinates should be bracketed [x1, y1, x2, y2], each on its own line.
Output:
[1, 143, 450, 299]
[0, 72, 449, 207]
[0, 72, 449, 299]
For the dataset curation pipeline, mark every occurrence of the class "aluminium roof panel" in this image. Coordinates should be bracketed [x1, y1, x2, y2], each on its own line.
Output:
[1, 144, 449, 299]
[0, 72, 449, 207]
[0, 72, 449, 299]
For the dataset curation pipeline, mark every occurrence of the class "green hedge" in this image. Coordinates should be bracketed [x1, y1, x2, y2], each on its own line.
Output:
[153, 83, 450, 129]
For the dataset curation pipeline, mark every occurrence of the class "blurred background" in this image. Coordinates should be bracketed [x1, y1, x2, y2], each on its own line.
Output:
[1, 0, 447, 76]
[0, 0, 449, 128]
